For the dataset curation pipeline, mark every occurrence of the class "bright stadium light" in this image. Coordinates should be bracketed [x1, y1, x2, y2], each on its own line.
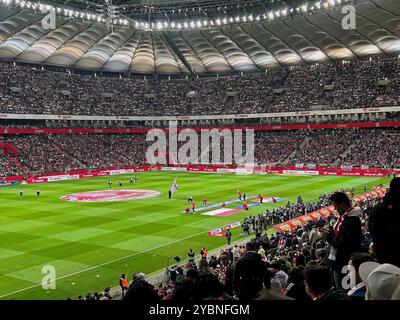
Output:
[268, 12, 274, 19]
[242, 15, 247, 22]
[176, 22, 182, 29]
[255, 15, 260, 21]
[156, 21, 162, 29]
[190, 20, 195, 28]
[203, 20, 208, 26]
[281, 9, 288, 16]
[170, 22, 176, 28]
[196, 20, 202, 27]
[216, 18, 221, 25]
[248, 15, 253, 21]
[222, 17, 227, 24]
[183, 21, 188, 29]
[235, 16, 240, 22]
[302, 4, 308, 12]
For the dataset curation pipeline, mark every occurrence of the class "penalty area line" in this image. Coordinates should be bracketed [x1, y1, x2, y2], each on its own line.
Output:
[0, 229, 207, 299]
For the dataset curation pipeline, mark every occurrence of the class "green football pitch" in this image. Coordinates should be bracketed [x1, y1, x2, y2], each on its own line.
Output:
[0, 171, 390, 300]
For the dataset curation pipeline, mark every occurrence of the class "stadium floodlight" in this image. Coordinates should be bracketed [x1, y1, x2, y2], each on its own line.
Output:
[177, 22, 182, 29]
[268, 12, 274, 19]
[170, 22, 176, 28]
[203, 20, 208, 26]
[242, 15, 247, 22]
[216, 18, 221, 25]
[275, 10, 280, 17]
[229, 17, 233, 22]
[156, 21, 163, 30]
[248, 15, 253, 21]
[135, 21, 140, 28]
[255, 15, 260, 21]
[164, 21, 168, 28]
[315, 1, 321, 9]
[302, 4, 308, 12]
[190, 21, 195, 28]
[183, 21, 189, 29]
[196, 20, 202, 28]
[235, 16, 240, 22]
[222, 18, 227, 24]
[281, 9, 288, 16]
[210, 20, 214, 26]
[145, 22, 149, 29]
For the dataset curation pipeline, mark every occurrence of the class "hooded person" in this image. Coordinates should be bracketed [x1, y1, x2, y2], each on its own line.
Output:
[321, 192, 363, 288]
[368, 178, 400, 267]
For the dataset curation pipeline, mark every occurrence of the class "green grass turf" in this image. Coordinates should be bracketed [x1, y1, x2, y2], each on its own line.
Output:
[0, 171, 390, 300]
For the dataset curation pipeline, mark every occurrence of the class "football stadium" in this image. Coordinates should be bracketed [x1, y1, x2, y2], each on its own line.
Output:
[0, 0, 400, 303]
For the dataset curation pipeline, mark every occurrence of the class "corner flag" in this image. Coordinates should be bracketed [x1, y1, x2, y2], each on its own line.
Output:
[171, 176, 178, 193]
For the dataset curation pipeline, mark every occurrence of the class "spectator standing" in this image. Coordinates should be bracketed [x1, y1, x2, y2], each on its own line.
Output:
[119, 274, 129, 297]
[233, 241, 266, 300]
[321, 192, 363, 288]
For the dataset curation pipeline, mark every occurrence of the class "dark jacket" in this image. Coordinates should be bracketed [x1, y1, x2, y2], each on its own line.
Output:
[233, 251, 265, 300]
[122, 280, 160, 304]
[318, 288, 351, 301]
[327, 207, 363, 271]
[369, 196, 400, 267]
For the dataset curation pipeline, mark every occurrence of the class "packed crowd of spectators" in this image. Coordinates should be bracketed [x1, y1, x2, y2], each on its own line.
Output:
[241, 194, 333, 232]
[1, 128, 400, 176]
[1, 55, 400, 117]
[76, 180, 400, 301]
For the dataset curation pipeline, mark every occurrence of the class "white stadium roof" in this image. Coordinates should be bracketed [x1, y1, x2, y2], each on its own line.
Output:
[0, 0, 399, 74]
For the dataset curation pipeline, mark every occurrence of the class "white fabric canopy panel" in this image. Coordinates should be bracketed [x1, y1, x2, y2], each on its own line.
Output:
[76, 27, 132, 69]
[181, 30, 231, 72]
[0, 1, 399, 73]
[0, 21, 48, 58]
[47, 24, 108, 66]
[166, 32, 207, 73]
[221, 25, 281, 69]
[202, 29, 258, 72]
[103, 31, 141, 71]
[0, 10, 40, 44]
[19, 20, 86, 62]
[130, 32, 155, 73]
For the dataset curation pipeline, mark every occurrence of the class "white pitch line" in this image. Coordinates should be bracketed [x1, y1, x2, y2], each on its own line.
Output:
[0, 229, 208, 299]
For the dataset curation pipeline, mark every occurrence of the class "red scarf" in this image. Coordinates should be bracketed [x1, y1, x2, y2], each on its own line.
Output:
[333, 207, 353, 238]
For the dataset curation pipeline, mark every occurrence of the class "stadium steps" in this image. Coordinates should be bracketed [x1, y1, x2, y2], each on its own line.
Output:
[282, 137, 310, 164]
[332, 141, 357, 166]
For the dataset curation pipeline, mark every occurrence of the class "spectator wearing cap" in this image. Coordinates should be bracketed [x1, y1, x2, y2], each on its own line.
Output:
[233, 241, 266, 300]
[369, 177, 400, 267]
[321, 192, 363, 288]
[347, 252, 374, 300]
[359, 262, 400, 300]
[304, 266, 350, 301]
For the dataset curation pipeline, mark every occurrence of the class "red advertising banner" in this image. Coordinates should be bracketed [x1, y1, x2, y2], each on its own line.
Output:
[3, 164, 396, 185]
